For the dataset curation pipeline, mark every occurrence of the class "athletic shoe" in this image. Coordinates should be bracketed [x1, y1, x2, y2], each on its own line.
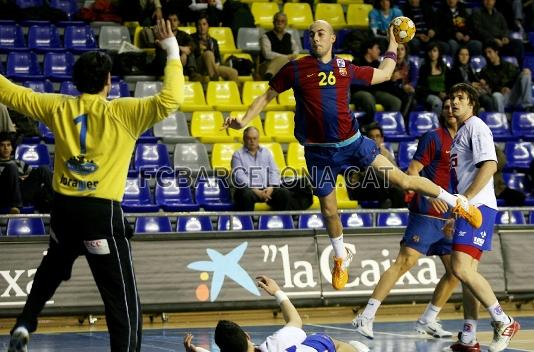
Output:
[349, 340, 370, 352]
[488, 317, 520, 352]
[452, 194, 482, 229]
[352, 314, 374, 339]
[415, 319, 453, 338]
[332, 250, 353, 290]
[449, 333, 480, 352]
[8, 326, 29, 352]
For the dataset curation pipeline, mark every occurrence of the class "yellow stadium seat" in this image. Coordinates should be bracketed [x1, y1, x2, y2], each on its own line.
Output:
[178, 26, 196, 35]
[206, 81, 244, 111]
[283, 3, 314, 30]
[346, 4, 372, 28]
[264, 111, 296, 143]
[254, 202, 271, 211]
[211, 142, 241, 173]
[191, 111, 234, 143]
[278, 89, 296, 110]
[338, 0, 364, 4]
[182, 81, 211, 112]
[251, 2, 280, 29]
[208, 27, 240, 55]
[223, 53, 254, 82]
[261, 142, 286, 170]
[337, 53, 354, 61]
[227, 113, 271, 142]
[242, 81, 282, 110]
[315, 4, 346, 30]
[336, 175, 358, 209]
[286, 142, 307, 176]
[133, 26, 155, 54]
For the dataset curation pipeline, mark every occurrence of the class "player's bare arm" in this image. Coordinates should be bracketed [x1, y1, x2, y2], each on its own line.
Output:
[223, 88, 278, 130]
[257, 275, 303, 329]
[371, 26, 399, 85]
[463, 160, 497, 200]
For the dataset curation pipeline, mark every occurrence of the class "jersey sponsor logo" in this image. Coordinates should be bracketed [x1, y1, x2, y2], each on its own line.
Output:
[60, 174, 99, 191]
[84, 239, 110, 255]
[66, 155, 98, 175]
[473, 236, 485, 246]
[336, 58, 345, 67]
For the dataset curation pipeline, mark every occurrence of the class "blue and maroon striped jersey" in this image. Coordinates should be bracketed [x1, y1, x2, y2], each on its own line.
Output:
[269, 55, 373, 145]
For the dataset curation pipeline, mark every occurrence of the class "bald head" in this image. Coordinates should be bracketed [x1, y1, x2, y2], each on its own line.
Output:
[309, 20, 334, 35]
[308, 20, 336, 61]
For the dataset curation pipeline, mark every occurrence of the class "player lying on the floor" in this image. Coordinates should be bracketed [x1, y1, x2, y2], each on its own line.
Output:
[183, 275, 369, 352]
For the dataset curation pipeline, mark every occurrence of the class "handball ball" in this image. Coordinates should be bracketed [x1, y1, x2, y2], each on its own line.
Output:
[391, 16, 416, 43]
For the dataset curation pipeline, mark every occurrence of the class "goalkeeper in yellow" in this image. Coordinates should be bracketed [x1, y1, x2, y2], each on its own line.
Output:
[1, 20, 184, 352]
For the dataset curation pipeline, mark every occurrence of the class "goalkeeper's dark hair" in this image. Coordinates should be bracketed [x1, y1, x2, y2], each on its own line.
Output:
[214, 320, 248, 352]
[72, 51, 113, 94]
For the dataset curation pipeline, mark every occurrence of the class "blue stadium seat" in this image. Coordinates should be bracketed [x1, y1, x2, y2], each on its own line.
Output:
[38, 122, 55, 144]
[177, 216, 213, 232]
[377, 212, 409, 226]
[107, 81, 130, 100]
[479, 112, 514, 141]
[496, 211, 525, 225]
[6, 218, 46, 236]
[502, 173, 528, 193]
[218, 216, 254, 231]
[44, 51, 74, 81]
[15, 144, 50, 167]
[258, 215, 294, 230]
[138, 128, 158, 143]
[504, 142, 534, 170]
[50, 0, 78, 20]
[28, 24, 63, 52]
[195, 177, 233, 211]
[135, 216, 173, 234]
[523, 55, 534, 76]
[0, 61, 4, 75]
[340, 212, 373, 228]
[529, 211, 534, 224]
[470, 55, 486, 73]
[59, 81, 80, 96]
[133, 143, 170, 172]
[155, 177, 200, 212]
[16, 0, 43, 8]
[298, 213, 325, 229]
[374, 112, 412, 141]
[121, 177, 159, 212]
[0, 24, 26, 52]
[64, 25, 97, 52]
[442, 55, 453, 69]
[502, 56, 519, 67]
[7, 51, 44, 80]
[334, 29, 351, 53]
[23, 80, 54, 93]
[397, 140, 419, 170]
[408, 111, 439, 137]
[511, 112, 534, 139]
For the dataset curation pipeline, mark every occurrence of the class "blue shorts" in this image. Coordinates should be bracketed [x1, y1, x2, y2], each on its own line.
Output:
[304, 135, 380, 197]
[402, 213, 452, 256]
[299, 333, 336, 352]
[453, 205, 497, 251]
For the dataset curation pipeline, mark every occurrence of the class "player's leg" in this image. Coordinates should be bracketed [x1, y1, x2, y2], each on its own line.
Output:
[333, 338, 369, 352]
[451, 283, 481, 351]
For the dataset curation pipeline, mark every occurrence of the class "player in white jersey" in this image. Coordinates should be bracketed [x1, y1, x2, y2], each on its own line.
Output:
[183, 275, 369, 352]
[447, 83, 520, 352]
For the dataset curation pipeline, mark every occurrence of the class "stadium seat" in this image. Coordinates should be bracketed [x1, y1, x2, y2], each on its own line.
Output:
[0, 61, 3, 75]
[133, 26, 155, 54]
[334, 29, 351, 54]
[242, 81, 281, 110]
[44, 51, 74, 81]
[504, 142, 534, 169]
[28, 24, 63, 52]
[15, 144, 51, 167]
[397, 140, 419, 170]
[208, 27, 239, 55]
[0, 24, 25, 52]
[286, 28, 304, 53]
[479, 112, 514, 141]
[222, 52, 255, 82]
[338, 0, 365, 4]
[211, 142, 241, 172]
[191, 111, 233, 143]
[298, 214, 325, 229]
[227, 113, 270, 142]
[121, 177, 159, 212]
[38, 122, 55, 144]
[502, 56, 519, 67]
[50, 0, 78, 20]
[470, 55, 486, 73]
[195, 177, 234, 211]
[264, 111, 297, 143]
[107, 81, 130, 100]
[173, 143, 212, 174]
[177, 216, 213, 232]
[133, 143, 170, 172]
[237, 27, 262, 53]
[258, 215, 294, 230]
[408, 111, 439, 137]
[7, 51, 44, 80]
[59, 81, 80, 96]
[23, 80, 54, 93]
[286, 142, 307, 176]
[182, 81, 211, 112]
[284, 3, 314, 30]
[374, 112, 412, 141]
[206, 81, 244, 111]
[99, 25, 131, 51]
[523, 55, 534, 75]
[377, 212, 409, 227]
[135, 216, 172, 234]
[153, 111, 193, 143]
[442, 55, 453, 69]
[137, 128, 157, 143]
[277, 89, 296, 110]
[155, 177, 200, 212]
[314, 3, 346, 30]
[346, 4, 372, 28]
[496, 211, 526, 225]
[134, 81, 162, 97]
[340, 212, 373, 228]
[511, 112, 534, 139]
[16, 0, 44, 8]
[262, 142, 287, 170]
[502, 173, 528, 193]
[218, 215, 254, 231]
[336, 175, 358, 209]
[251, 2, 279, 29]
[177, 26, 196, 35]
[6, 218, 46, 236]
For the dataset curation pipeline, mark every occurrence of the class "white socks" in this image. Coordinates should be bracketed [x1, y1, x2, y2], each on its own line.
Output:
[488, 301, 510, 324]
[419, 303, 441, 323]
[361, 298, 381, 319]
[437, 187, 457, 207]
[460, 319, 478, 344]
[330, 235, 346, 260]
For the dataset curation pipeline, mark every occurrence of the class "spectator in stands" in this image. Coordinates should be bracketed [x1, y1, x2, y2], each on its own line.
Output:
[472, 0, 524, 63]
[189, 0, 222, 26]
[480, 41, 532, 113]
[494, 145, 526, 206]
[161, 0, 192, 23]
[390, 42, 417, 121]
[436, 0, 482, 56]
[346, 123, 405, 209]
[0, 132, 53, 214]
[191, 12, 239, 84]
[351, 39, 402, 125]
[496, 0, 527, 40]
[260, 12, 299, 81]
[231, 126, 291, 211]
[416, 42, 449, 115]
[369, 0, 403, 52]
[120, 0, 164, 26]
[0, 104, 16, 133]
[447, 47, 496, 112]
[402, 0, 446, 55]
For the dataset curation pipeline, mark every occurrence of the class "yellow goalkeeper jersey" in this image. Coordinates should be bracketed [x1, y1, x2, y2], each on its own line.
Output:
[0, 59, 184, 202]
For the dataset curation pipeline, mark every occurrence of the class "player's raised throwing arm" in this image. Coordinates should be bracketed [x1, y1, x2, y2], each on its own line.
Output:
[371, 25, 399, 85]
[223, 87, 279, 130]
